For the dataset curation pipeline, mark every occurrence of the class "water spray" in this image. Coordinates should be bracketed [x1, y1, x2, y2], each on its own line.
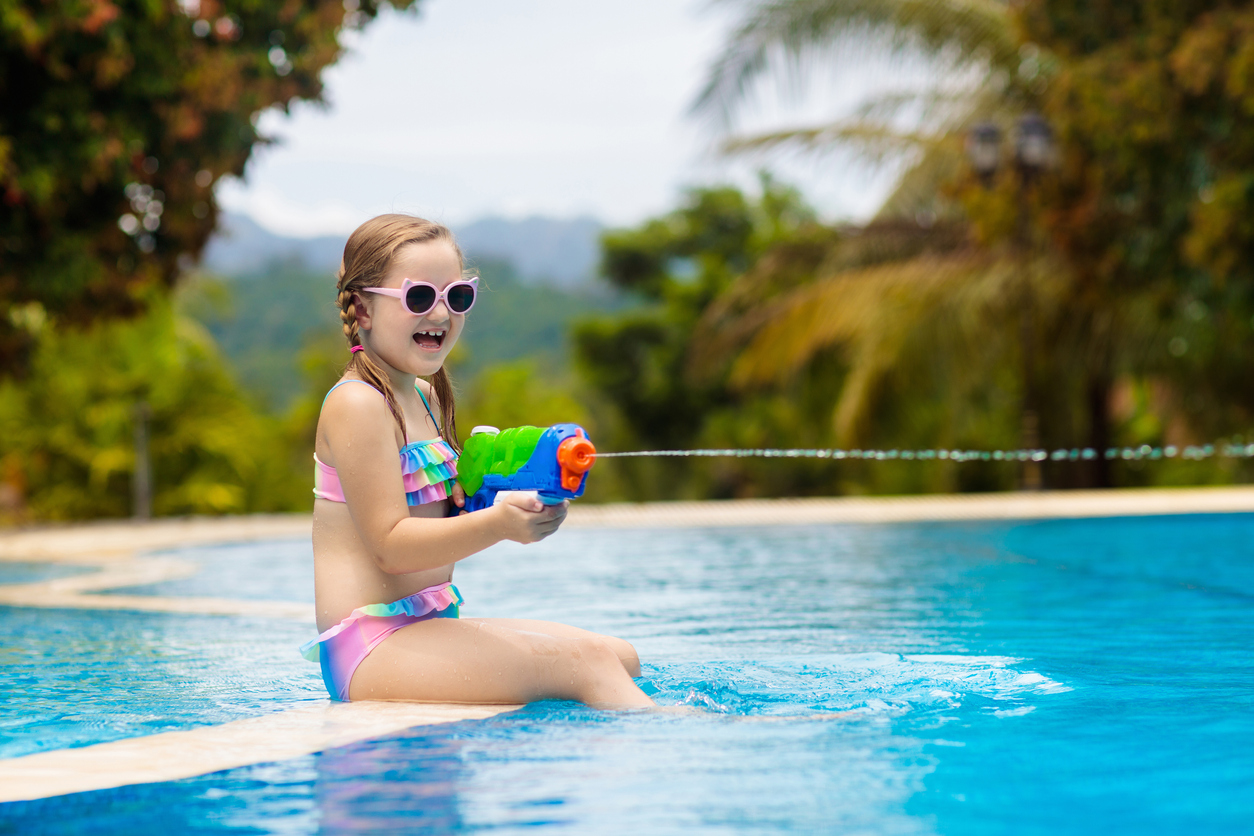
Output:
[455, 424, 1254, 513]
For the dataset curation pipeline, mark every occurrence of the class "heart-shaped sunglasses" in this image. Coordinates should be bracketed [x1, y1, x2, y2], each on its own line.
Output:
[361, 277, 479, 316]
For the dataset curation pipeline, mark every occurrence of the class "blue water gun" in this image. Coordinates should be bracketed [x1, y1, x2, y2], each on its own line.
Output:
[457, 424, 597, 513]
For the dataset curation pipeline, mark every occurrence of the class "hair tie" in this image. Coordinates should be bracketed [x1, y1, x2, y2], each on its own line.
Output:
[350, 345, 364, 354]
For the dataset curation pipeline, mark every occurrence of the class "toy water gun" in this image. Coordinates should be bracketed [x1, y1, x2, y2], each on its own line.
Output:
[457, 424, 597, 513]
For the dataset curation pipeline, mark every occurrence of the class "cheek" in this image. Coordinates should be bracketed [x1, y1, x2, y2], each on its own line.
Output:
[445, 317, 466, 347]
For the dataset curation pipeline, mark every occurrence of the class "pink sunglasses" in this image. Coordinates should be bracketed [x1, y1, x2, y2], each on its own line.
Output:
[362, 276, 479, 316]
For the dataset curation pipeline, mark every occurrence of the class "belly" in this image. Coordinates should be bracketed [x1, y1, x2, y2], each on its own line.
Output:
[311, 498, 455, 631]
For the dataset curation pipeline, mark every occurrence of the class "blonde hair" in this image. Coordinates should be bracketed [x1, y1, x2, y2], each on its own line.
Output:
[336, 214, 462, 450]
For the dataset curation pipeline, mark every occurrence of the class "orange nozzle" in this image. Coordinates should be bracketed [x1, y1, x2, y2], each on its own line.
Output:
[557, 434, 596, 491]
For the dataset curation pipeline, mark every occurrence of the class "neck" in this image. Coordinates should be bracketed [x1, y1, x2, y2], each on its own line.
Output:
[381, 364, 418, 400]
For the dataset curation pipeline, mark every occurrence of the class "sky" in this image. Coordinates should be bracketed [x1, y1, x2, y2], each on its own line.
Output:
[216, 0, 906, 238]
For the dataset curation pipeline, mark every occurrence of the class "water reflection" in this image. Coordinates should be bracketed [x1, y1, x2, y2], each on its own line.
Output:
[314, 726, 469, 835]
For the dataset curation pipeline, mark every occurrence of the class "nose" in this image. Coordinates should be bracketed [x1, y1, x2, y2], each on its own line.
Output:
[426, 298, 453, 323]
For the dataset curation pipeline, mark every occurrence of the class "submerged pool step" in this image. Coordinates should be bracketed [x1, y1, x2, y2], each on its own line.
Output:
[0, 700, 521, 803]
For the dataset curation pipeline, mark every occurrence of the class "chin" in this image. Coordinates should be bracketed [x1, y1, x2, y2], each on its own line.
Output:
[409, 351, 450, 377]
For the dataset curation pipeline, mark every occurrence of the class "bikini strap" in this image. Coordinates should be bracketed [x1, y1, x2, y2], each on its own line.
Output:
[415, 383, 443, 439]
[321, 379, 383, 409]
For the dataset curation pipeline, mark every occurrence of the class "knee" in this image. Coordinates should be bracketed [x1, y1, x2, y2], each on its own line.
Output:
[613, 639, 641, 677]
[572, 636, 622, 669]
[579, 636, 639, 676]
[566, 636, 631, 688]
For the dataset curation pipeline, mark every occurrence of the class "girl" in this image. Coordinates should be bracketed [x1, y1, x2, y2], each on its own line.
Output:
[301, 214, 653, 709]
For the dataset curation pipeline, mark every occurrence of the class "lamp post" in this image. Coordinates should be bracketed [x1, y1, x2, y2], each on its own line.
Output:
[965, 123, 1001, 185]
[967, 114, 1054, 491]
[133, 401, 152, 519]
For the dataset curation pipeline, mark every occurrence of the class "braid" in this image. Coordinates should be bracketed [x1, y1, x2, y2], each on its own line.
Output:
[336, 269, 408, 440]
[336, 285, 358, 346]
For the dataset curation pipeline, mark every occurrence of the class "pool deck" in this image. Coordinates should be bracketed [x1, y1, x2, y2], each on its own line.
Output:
[2, 486, 1252, 804]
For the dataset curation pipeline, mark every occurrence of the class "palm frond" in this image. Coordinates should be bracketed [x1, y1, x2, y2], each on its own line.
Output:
[729, 251, 992, 387]
[693, 0, 1017, 125]
[850, 87, 978, 127]
[689, 219, 971, 382]
[721, 121, 952, 164]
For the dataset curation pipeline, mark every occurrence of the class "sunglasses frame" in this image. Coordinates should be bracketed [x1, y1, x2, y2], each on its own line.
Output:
[361, 276, 479, 316]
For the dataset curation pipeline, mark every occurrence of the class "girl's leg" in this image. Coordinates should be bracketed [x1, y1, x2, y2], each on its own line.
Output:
[465, 618, 641, 676]
[348, 617, 654, 708]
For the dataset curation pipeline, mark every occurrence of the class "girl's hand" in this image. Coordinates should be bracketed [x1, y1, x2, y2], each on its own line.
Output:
[493, 494, 568, 544]
[451, 482, 467, 514]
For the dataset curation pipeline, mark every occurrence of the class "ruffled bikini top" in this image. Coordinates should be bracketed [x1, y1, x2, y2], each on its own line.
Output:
[313, 380, 458, 506]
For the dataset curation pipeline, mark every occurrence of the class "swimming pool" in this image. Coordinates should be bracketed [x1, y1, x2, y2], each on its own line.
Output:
[2, 513, 1251, 833]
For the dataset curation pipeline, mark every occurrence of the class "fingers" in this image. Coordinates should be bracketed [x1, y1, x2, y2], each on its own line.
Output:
[451, 483, 466, 508]
[498, 491, 544, 512]
[495, 498, 570, 543]
[537, 501, 568, 522]
[531, 501, 568, 540]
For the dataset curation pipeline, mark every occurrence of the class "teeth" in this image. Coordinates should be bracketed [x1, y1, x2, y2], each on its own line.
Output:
[417, 330, 445, 336]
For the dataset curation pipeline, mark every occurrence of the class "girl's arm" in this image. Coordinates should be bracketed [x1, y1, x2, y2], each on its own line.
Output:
[321, 383, 566, 574]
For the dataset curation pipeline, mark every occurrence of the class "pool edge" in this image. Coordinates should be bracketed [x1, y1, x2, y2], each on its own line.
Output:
[0, 700, 523, 804]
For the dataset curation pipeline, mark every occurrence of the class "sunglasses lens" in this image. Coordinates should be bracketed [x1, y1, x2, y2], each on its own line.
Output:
[405, 284, 437, 314]
[447, 283, 476, 313]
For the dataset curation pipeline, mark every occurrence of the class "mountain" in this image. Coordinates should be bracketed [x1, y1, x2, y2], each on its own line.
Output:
[201, 213, 603, 286]
[456, 216, 602, 287]
[200, 214, 345, 277]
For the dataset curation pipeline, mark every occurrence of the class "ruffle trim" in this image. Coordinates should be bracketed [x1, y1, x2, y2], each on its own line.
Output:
[401, 459, 456, 492]
[400, 439, 458, 472]
[400, 439, 458, 505]
[406, 480, 452, 506]
[300, 582, 463, 662]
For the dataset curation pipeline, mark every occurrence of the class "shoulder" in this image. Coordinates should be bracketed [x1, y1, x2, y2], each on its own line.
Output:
[321, 379, 390, 424]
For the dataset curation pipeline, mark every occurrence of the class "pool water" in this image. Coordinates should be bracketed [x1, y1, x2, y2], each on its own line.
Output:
[2, 514, 1252, 834]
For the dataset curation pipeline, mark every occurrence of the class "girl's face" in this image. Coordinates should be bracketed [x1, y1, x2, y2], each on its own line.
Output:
[356, 240, 466, 377]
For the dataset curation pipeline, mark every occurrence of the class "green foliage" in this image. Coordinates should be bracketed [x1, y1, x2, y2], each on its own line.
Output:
[671, 0, 1254, 495]
[457, 361, 590, 436]
[1015, 0, 1254, 437]
[448, 259, 629, 381]
[179, 258, 342, 412]
[0, 0, 418, 372]
[0, 297, 309, 522]
[574, 178, 852, 499]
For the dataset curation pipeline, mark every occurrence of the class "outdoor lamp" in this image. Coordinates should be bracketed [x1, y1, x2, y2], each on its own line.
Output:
[966, 122, 1002, 182]
[1015, 113, 1054, 174]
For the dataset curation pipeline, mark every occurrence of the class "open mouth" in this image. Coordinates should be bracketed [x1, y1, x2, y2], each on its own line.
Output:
[414, 329, 446, 351]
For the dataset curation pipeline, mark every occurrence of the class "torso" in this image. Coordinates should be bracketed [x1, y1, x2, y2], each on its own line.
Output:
[311, 377, 453, 632]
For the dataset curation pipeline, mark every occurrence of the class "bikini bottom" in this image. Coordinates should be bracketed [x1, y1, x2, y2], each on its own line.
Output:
[300, 582, 463, 702]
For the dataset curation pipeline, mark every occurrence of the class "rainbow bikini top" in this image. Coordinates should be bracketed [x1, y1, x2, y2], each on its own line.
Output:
[312, 380, 459, 507]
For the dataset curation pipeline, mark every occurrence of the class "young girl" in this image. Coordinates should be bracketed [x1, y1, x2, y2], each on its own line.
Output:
[301, 214, 654, 709]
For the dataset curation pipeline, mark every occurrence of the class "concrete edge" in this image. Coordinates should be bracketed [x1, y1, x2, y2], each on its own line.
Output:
[0, 700, 522, 803]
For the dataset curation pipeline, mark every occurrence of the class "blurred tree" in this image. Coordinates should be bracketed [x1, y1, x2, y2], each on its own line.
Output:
[574, 178, 847, 499]
[0, 0, 418, 373]
[457, 361, 590, 439]
[686, 0, 1254, 490]
[1018, 0, 1254, 459]
[0, 295, 309, 521]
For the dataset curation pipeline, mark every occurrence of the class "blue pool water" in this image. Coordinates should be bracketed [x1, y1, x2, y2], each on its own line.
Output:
[0, 562, 93, 585]
[2, 514, 1252, 834]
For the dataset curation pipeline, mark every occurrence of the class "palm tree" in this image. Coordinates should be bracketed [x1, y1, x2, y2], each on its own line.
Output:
[687, 0, 1136, 488]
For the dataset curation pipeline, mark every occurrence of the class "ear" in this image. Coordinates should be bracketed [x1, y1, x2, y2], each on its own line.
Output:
[352, 292, 373, 331]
